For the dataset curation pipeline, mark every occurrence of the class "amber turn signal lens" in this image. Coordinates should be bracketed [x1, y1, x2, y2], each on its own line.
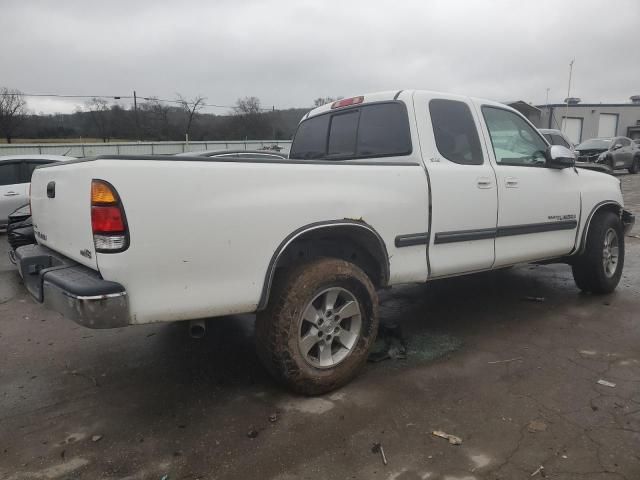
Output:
[91, 180, 117, 204]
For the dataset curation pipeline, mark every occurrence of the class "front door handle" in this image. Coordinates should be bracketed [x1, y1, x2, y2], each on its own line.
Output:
[476, 177, 493, 189]
[4, 192, 19, 196]
[505, 177, 519, 188]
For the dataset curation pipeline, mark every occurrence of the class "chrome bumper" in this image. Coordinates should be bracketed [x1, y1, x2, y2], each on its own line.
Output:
[15, 244, 129, 329]
[622, 209, 635, 235]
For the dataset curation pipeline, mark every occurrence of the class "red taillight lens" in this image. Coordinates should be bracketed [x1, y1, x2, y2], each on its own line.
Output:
[331, 96, 364, 109]
[91, 179, 129, 253]
[91, 206, 124, 233]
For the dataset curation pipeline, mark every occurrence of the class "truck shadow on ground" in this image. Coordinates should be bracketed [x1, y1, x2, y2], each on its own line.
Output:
[128, 262, 586, 397]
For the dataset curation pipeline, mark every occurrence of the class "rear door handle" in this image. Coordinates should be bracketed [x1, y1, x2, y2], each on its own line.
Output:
[505, 177, 519, 188]
[4, 192, 19, 196]
[476, 177, 493, 189]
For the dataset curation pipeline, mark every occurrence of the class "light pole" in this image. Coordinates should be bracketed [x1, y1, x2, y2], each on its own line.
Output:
[563, 60, 574, 134]
[545, 87, 550, 127]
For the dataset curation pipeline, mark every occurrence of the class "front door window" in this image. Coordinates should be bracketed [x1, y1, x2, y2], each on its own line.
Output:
[482, 107, 548, 167]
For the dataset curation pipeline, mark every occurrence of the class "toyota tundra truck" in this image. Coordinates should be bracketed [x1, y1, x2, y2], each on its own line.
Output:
[16, 90, 635, 394]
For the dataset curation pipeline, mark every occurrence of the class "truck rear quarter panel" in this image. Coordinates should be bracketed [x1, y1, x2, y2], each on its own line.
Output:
[90, 159, 429, 324]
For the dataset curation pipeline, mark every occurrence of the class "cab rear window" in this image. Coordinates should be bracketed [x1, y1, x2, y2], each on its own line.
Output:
[290, 102, 412, 160]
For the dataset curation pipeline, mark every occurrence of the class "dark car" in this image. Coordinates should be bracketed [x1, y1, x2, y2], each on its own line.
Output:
[575, 137, 640, 174]
[7, 203, 35, 264]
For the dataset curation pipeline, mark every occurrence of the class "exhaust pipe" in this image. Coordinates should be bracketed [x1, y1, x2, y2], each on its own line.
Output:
[189, 319, 206, 339]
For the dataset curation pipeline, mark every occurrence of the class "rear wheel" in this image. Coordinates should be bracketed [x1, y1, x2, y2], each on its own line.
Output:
[629, 156, 640, 174]
[572, 211, 624, 294]
[256, 258, 378, 395]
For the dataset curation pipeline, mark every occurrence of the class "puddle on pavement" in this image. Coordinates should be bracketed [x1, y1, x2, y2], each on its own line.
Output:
[369, 323, 462, 367]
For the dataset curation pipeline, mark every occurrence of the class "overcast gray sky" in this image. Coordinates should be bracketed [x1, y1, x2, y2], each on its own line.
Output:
[2, 0, 639, 115]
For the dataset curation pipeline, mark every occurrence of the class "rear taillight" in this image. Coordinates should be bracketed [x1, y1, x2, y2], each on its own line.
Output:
[91, 179, 129, 253]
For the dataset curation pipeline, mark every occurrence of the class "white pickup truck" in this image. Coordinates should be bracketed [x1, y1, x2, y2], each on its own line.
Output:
[16, 90, 634, 394]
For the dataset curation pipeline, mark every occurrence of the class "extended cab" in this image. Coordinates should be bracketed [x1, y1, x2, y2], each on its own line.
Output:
[17, 90, 635, 394]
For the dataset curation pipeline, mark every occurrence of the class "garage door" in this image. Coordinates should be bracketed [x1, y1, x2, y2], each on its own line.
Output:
[561, 117, 583, 144]
[598, 114, 618, 137]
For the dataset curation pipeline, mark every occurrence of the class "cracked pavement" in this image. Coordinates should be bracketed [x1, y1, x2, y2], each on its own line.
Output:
[1, 173, 639, 479]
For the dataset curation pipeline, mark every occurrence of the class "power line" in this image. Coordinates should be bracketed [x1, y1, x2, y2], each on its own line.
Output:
[14, 92, 276, 112]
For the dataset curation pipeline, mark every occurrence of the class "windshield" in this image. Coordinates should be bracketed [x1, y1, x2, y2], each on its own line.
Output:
[576, 138, 611, 150]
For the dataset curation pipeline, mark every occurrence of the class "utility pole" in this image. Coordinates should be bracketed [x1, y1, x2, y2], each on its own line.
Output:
[563, 60, 574, 134]
[133, 90, 139, 141]
[545, 88, 550, 107]
[545, 88, 550, 127]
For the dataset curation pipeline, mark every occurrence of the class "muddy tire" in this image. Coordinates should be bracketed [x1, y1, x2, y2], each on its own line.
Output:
[256, 258, 378, 395]
[629, 156, 640, 174]
[572, 211, 624, 294]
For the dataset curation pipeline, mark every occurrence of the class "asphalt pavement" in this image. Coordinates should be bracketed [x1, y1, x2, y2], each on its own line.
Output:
[1, 174, 639, 480]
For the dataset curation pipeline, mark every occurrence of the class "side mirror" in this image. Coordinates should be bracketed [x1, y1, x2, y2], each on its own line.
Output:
[546, 145, 575, 169]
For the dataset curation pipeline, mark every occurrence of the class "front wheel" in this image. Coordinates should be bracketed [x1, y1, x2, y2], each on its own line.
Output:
[572, 211, 624, 294]
[629, 156, 640, 174]
[256, 258, 378, 395]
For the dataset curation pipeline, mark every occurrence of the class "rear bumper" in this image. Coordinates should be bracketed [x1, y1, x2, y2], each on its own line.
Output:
[622, 209, 635, 235]
[15, 244, 129, 329]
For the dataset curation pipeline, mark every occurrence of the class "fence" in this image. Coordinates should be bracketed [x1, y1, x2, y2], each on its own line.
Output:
[0, 140, 292, 157]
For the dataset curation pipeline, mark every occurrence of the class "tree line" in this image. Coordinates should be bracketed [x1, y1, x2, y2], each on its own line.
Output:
[0, 87, 341, 143]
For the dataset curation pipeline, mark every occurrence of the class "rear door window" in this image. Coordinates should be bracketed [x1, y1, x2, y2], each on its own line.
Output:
[290, 102, 411, 160]
[0, 162, 22, 186]
[429, 99, 483, 165]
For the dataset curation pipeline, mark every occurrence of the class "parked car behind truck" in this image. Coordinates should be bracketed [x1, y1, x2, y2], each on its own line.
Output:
[575, 137, 640, 173]
[0, 155, 74, 229]
[539, 128, 576, 153]
[16, 90, 634, 394]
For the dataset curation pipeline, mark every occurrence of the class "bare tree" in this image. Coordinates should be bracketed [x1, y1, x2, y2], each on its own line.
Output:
[233, 96, 270, 139]
[176, 94, 206, 140]
[313, 96, 343, 108]
[234, 96, 262, 115]
[85, 97, 111, 142]
[143, 97, 171, 140]
[0, 87, 28, 143]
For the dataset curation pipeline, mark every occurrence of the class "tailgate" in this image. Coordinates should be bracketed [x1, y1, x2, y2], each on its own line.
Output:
[30, 161, 98, 269]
